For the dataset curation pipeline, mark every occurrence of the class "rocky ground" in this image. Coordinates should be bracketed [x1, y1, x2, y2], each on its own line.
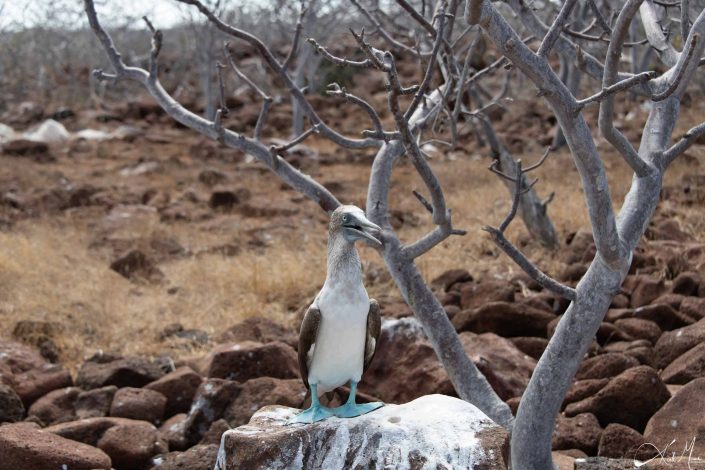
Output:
[1, 80, 705, 468]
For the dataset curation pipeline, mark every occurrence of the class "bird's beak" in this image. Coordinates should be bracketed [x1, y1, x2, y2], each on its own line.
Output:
[345, 214, 383, 247]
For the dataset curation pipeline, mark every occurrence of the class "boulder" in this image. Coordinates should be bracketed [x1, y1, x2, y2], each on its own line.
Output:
[459, 332, 537, 400]
[182, 378, 241, 446]
[613, 318, 662, 345]
[27, 386, 80, 426]
[158, 413, 188, 451]
[11, 364, 72, 407]
[459, 280, 515, 310]
[452, 301, 555, 338]
[655, 317, 705, 369]
[145, 367, 203, 417]
[76, 355, 165, 389]
[625, 275, 666, 307]
[0, 384, 24, 423]
[215, 395, 509, 469]
[110, 387, 167, 424]
[670, 271, 701, 296]
[0, 422, 111, 470]
[0, 339, 47, 374]
[150, 444, 219, 470]
[201, 341, 299, 381]
[575, 353, 640, 380]
[598, 423, 656, 460]
[359, 318, 455, 403]
[46, 416, 147, 445]
[644, 377, 705, 460]
[552, 412, 603, 455]
[563, 379, 609, 408]
[661, 342, 705, 384]
[110, 249, 164, 283]
[216, 317, 296, 348]
[97, 419, 166, 470]
[566, 366, 670, 432]
[574, 457, 644, 469]
[431, 269, 473, 291]
[509, 337, 548, 360]
[633, 304, 693, 331]
[223, 377, 307, 427]
[680, 296, 705, 320]
[75, 385, 118, 419]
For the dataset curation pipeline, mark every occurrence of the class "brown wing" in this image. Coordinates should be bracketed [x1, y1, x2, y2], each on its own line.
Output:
[363, 299, 381, 374]
[297, 305, 321, 390]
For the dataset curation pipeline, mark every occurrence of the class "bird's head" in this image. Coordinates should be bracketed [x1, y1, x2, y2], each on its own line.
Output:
[329, 205, 382, 247]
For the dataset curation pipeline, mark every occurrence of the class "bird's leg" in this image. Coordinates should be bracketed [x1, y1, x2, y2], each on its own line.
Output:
[332, 381, 384, 418]
[287, 383, 334, 424]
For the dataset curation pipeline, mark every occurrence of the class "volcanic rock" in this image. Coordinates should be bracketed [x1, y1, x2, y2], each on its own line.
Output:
[109, 387, 167, 424]
[145, 367, 203, 417]
[201, 341, 299, 381]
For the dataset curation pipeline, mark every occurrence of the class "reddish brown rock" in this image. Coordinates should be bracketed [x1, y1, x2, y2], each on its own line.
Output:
[670, 271, 702, 296]
[566, 366, 670, 432]
[552, 412, 603, 455]
[680, 296, 705, 320]
[150, 444, 219, 470]
[509, 337, 548, 360]
[75, 385, 118, 419]
[216, 317, 296, 348]
[0, 384, 24, 423]
[224, 377, 307, 427]
[431, 269, 473, 292]
[626, 275, 666, 308]
[158, 413, 188, 451]
[12, 364, 72, 407]
[597, 423, 657, 460]
[459, 280, 515, 310]
[452, 301, 555, 338]
[661, 342, 705, 384]
[651, 293, 685, 310]
[182, 378, 241, 446]
[614, 318, 662, 345]
[359, 318, 455, 403]
[27, 386, 80, 426]
[575, 353, 640, 380]
[199, 419, 230, 446]
[97, 419, 165, 469]
[654, 317, 705, 369]
[460, 332, 537, 400]
[380, 301, 413, 318]
[644, 377, 705, 458]
[595, 322, 634, 345]
[145, 367, 203, 417]
[110, 249, 164, 283]
[563, 379, 609, 408]
[76, 355, 165, 389]
[110, 387, 167, 424]
[201, 341, 299, 381]
[633, 304, 693, 331]
[46, 417, 147, 446]
[0, 422, 111, 470]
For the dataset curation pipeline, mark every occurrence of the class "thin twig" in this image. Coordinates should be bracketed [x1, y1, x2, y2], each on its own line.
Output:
[652, 34, 699, 101]
[577, 71, 656, 108]
[538, 0, 579, 57]
[282, 3, 307, 72]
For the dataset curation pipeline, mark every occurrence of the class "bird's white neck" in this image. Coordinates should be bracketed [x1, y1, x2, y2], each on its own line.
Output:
[325, 232, 363, 287]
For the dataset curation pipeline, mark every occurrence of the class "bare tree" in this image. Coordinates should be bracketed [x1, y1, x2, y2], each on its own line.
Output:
[466, 0, 705, 468]
[83, 0, 516, 431]
[84, 0, 705, 467]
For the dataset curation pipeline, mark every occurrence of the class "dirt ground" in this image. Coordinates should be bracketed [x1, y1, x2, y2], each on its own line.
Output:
[1, 86, 704, 371]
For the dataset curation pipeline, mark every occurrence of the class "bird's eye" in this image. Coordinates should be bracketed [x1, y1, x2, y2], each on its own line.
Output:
[342, 214, 350, 223]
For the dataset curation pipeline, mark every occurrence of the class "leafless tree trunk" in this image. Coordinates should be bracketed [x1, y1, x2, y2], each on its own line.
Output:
[467, 0, 705, 468]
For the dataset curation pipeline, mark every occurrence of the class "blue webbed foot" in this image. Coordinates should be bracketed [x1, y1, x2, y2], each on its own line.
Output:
[331, 381, 384, 418]
[332, 401, 384, 418]
[287, 404, 335, 424]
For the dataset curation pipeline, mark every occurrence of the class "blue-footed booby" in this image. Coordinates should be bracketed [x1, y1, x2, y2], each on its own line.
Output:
[288, 205, 384, 424]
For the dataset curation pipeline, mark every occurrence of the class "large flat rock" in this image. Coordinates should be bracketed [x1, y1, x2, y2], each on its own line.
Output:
[215, 394, 508, 470]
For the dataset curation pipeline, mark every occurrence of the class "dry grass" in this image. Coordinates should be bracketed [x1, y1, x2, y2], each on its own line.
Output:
[1, 99, 703, 371]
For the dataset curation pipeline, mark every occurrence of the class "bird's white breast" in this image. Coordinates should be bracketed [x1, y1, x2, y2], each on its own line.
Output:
[307, 279, 369, 394]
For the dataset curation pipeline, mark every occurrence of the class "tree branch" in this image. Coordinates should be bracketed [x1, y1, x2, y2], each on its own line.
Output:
[598, 0, 655, 177]
[537, 0, 579, 57]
